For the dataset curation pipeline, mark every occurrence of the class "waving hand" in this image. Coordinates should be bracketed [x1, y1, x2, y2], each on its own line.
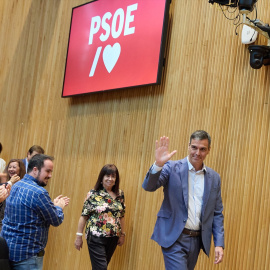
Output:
[155, 136, 177, 167]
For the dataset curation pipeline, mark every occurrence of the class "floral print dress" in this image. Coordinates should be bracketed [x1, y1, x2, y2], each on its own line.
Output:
[82, 188, 125, 238]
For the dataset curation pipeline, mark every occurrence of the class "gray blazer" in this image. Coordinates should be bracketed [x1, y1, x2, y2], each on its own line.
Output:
[142, 158, 224, 255]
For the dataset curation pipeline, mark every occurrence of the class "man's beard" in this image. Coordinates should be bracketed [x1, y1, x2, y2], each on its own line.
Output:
[37, 181, 47, 187]
[36, 172, 48, 187]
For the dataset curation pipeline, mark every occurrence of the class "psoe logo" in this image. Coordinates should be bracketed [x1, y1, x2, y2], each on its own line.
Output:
[62, 0, 170, 96]
[89, 4, 138, 76]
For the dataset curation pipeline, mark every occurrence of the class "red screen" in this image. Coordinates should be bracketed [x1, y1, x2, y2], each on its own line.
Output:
[62, 0, 169, 97]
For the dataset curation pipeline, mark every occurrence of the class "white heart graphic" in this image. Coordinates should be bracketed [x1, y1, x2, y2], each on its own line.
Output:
[103, 43, 121, 73]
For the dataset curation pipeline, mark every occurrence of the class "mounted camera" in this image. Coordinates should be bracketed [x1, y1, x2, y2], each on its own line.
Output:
[209, 0, 270, 69]
[209, 0, 256, 11]
[248, 45, 270, 69]
[238, 0, 257, 13]
[209, 0, 237, 6]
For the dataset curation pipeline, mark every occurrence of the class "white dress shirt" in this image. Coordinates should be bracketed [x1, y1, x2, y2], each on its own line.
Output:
[185, 157, 206, 230]
[151, 157, 206, 231]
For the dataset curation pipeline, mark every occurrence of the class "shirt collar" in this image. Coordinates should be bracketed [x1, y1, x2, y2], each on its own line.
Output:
[101, 187, 120, 198]
[24, 174, 40, 185]
[186, 156, 207, 173]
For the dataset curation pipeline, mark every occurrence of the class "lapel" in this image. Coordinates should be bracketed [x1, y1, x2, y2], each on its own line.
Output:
[202, 169, 212, 216]
[179, 159, 189, 211]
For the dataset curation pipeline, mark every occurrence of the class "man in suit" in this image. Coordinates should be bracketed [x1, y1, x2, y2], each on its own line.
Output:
[142, 130, 224, 270]
[22, 145, 44, 172]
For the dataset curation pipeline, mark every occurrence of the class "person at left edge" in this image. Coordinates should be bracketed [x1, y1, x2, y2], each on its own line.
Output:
[0, 143, 6, 173]
[1, 154, 70, 270]
[0, 184, 11, 270]
[0, 184, 10, 203]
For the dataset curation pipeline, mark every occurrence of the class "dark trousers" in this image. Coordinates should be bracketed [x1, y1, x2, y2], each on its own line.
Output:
[162, 233, 202, 270]
[0, 237, 11, 270]
[87, 235, 119, 270]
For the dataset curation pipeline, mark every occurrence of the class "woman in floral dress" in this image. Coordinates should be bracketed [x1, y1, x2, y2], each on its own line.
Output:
[74, 164, 126, 270]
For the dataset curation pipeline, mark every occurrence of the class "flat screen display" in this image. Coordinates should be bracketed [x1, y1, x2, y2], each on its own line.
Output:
[62, 0, 170, 97]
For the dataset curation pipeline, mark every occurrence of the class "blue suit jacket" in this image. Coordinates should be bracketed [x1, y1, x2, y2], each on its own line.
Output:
[22, 158, 27, 171]
[142, 158, 224, 255]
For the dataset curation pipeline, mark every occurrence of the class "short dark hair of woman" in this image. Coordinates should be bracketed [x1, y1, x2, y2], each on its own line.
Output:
[27, 154, 54, 173]
[0, 143, 2, 154]
[4, 159, 26, 180]
[94, 164, 120, 194]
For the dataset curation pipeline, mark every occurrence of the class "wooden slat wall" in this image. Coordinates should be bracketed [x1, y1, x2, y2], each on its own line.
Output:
[0, 0, 269, 269]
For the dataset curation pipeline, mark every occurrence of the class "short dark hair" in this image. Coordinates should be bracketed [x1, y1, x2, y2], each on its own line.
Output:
[190, 130, 211, 148]
[4, 159, 26, 180]
[94, 164, 120, 194]
[28, 145, 45, 155]
[0, 143, 2, 154]
[27, 154, 54, 173]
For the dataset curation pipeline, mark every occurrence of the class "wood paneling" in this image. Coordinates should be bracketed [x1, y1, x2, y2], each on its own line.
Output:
[0, 0, 269, 269]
